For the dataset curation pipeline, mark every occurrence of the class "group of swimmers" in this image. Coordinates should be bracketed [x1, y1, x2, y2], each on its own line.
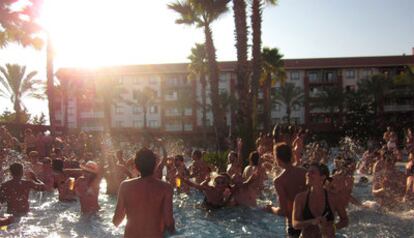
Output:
[0, 125, 414, 237]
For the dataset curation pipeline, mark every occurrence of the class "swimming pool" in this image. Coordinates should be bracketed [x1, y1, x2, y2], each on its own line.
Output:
[1, 176, 414, 238]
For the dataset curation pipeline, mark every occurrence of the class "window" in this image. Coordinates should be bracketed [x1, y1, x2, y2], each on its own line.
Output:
[149, 105, 158, 114]
[115, 105, 123, 114]
[273, 103, 281, 111]
[327, 72, 334, 81]
[133, 120, 143, 128]
[290, 71, 300, 80]
[361, 69, 372, 78]
[133, 106, 142, 114]
[166, 108, 179, 116]
[308, 72, 318, 82]
[184, 108, 192, 116]
[115, 121, 123, 127]
[148, 120, 159, 128]
[345, 70, 355, 79]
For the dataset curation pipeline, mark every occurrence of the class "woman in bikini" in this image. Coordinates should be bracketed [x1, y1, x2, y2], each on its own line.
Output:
[292, 163, 348, 238]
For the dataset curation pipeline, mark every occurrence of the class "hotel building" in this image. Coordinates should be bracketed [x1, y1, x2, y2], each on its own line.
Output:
[54, 54, 414, 134]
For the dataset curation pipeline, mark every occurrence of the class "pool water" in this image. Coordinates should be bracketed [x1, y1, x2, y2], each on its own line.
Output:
[1, 176, 414, 238]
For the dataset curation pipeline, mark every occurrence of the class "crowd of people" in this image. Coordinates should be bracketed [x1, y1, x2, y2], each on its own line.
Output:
[0, 125, 413, 237]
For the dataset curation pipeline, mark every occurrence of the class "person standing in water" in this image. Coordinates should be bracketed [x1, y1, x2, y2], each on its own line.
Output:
[113, 148, 175, 237]
[265, 143, 307, 238]
[0, 163, 45, 215]
[75, 161, 102, 215]
[292, 163, 348, 238]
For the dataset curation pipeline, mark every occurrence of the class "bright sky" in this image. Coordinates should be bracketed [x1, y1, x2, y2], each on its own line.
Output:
[1, 0, 413, 119]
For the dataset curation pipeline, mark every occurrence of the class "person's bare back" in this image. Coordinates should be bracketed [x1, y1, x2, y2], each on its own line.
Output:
[113, 148, 175, 238]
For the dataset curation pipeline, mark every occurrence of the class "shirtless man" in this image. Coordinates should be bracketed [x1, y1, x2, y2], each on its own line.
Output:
[403, 152, 414, 203]
[265, 143, 306, 237]
[243, 151, 266, 199]
[372, 151, 406, 208]
[113, 148, 175, 237]
[189, 150, 211, 184]
[0, 163, 45, 215]
[105, 153, 132, 195]
[75, 161, 102, 215]
[38, 158, 55, 192]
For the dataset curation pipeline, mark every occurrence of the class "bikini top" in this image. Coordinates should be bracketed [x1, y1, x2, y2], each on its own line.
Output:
[303, 189, 335, 222]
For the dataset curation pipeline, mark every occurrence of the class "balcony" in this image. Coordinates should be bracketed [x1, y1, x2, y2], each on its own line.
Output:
[384, 104, 414, 112]
[80, 111, 104, 118]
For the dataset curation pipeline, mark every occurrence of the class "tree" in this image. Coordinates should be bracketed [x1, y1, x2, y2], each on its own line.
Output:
[94, 75, 126, 132]
[0, 64, 44, 123]
[132, 86, 157, 130]
[250, 0, 278, 131]
[272, 83, 303, 125]
[357, 74, 392, 125]
[219, 91, 237, 136]
[176, 87, 194, 132]
[188, 43, 208, 134]
[0, 109, 30, 124]
[0, 0, 43, 49]
[169, 0, 230, 150]
[31, 112, 46, 125]
[313, 86, 345, 128]
[260, 47, 285, 131]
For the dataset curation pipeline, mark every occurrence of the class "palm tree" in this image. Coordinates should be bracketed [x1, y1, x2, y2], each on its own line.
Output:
[0, 64, 44, 123]
[46, 34, 55, 133]
[188, 43, 208, 133]
[0, 0, 43, 49]
[176, 87, 194, 132]
[219, 91, 237, 136]
[313, 86, 345, 127]
[132, 86, 157, 130]
[250, 0, 278, 130]
[261, 47, 285, 131]
[169, 0, 230, 150]
[357, 74, 391, 116]
[273, 83, 303, 125]
[94, 75, 126, 132]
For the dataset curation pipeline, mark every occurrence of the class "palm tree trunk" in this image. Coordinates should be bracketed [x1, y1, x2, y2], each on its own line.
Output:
[201, 73, 207, 139]
[286, 106, 291, 125]
[14, 99, 21, 124]
[64, 89, 69, 131]
[233, 0, 254, 159]
[204, 24, 224, 150]
[263, 73, 272, 132]
[47, 35, 55, 134]
[251, 0, 263, 133]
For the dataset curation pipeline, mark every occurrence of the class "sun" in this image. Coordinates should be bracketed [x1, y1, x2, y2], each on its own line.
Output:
[38, 0, 170, 68]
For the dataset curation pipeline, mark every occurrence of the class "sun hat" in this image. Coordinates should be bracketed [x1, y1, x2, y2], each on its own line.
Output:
[80, 161, 100, 174]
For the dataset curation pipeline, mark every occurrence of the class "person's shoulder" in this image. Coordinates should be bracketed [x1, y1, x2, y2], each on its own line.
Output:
[294, 190, 307, 202]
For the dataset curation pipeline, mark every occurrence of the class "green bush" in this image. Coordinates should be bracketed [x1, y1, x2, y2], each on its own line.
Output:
[203, 151, 228, 172]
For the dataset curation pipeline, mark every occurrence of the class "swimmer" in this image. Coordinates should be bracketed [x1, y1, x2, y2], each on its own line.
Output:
[74, 161, 102, 215]
[189, 150, 211, 184]
[292, 163, 348, 238]
[0, 163, 45, 215]
[113, 148, 175, 237]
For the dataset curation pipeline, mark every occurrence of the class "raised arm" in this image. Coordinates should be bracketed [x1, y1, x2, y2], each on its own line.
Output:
[27, 171, 46, 191]
[112, 182, 126, 227]
[163, 186, 175, 234]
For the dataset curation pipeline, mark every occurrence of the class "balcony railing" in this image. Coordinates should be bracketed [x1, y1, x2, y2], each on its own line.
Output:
[383, 104, 414, 112]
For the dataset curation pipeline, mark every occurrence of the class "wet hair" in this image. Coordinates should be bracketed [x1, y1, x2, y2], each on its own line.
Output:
[135, 148, 156, 177]
[53, 148, 61, 155]
[249, 151, 260, 166]
[192, 150, 202, 159]
[52, 159, 64, 172]
[175, 154, 184, 162]
[42, 157, 52, 165]
[309, 162, 331, 183]
[10, 163, 23, 178]
[274, 143, 292, 164]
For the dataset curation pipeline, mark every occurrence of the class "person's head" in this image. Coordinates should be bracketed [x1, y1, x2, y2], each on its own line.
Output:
[25, 128, 32, 135]
[10, 163, 23, 179]
[135, 148, 156, 177]
[192, 150, 202, 161]
[52, 159, 64, 172]
[248, 151, 260, 166]
[214, 174, 229, 192]
[29, 151, 39, 162]
[306, 162, 331, 187]
[227, 151, 237, 164]
[274, 143, 292, 167]
[80, 161, 100, 180]
[116, 150, 123, 160]
[409, 152, 414, 162]
[174, 154, 184, 167]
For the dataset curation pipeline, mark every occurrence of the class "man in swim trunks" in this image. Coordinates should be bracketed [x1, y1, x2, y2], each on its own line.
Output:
[0, 163, 45, 215]
[265, 143, 306, 237]
[113, 148, 175, 237]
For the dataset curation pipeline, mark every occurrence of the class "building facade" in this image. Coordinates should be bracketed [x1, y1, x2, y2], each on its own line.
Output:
[55, 55, 414, 134]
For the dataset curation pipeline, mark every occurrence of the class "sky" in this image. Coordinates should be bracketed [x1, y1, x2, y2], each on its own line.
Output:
[0, 0, 413, 120]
